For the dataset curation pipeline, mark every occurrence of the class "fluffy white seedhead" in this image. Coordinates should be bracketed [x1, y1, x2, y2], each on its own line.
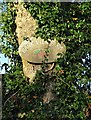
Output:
[19, 37, 48, 63]
[49, 40, 66, 61]
[22, 59, 41, 83]
[15, 4, 38, 45]
[19, 37, 66, 82]
[19, 37, 66, 64]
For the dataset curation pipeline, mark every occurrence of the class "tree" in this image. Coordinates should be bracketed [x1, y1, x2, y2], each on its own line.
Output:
[0, 2, 91, 120]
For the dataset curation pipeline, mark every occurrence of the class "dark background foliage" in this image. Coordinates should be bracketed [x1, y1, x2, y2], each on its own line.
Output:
[0, 2, 91, 120]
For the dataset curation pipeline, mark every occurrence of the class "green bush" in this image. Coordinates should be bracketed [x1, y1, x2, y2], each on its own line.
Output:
[1, 2, 91, 120]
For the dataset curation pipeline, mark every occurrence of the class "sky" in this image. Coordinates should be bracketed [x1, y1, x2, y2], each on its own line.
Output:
[0, 0, 3, 2]
[0, 53, 9, 74]
[0, 53, 9, 65]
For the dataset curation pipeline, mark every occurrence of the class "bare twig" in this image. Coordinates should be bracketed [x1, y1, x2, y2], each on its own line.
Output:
[45, 63, 55, 72]
[4, 91, 18, 107]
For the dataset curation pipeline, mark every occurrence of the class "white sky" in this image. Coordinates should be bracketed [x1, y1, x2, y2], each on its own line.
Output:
[0, 53, 9, 64]
[0, 53, 9, 74]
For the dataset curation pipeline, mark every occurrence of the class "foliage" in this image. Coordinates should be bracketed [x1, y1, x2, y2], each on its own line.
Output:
[0, 2, 91, 120]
